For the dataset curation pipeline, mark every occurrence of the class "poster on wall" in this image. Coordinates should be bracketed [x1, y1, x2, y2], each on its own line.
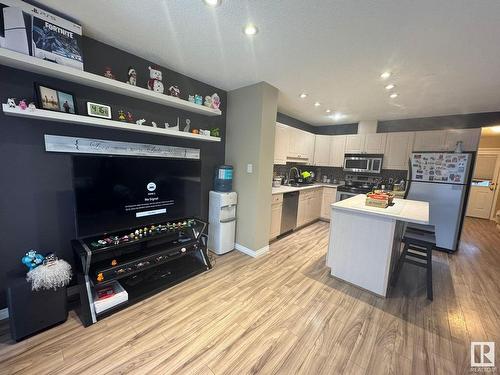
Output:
[0, 0, 83, 70]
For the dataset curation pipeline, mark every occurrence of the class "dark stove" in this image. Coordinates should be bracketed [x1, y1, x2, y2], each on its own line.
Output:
[338, 175, 378, 194]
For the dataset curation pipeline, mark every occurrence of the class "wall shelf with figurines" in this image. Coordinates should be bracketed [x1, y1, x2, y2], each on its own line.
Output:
[0, 48, 222, 117]
[2, 103, 221, 142]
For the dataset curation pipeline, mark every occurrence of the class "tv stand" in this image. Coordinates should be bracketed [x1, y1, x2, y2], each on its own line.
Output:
[72, 218, 211, 326]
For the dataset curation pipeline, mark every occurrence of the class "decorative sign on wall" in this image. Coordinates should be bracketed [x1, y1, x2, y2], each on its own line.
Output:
[44, 135, 200, 159]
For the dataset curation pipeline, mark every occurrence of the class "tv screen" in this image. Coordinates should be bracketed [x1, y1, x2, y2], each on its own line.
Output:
[72, 155, 201, 237]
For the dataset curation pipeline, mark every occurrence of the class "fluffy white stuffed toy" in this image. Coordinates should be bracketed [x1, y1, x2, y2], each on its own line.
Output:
[26, 254, 72, 291]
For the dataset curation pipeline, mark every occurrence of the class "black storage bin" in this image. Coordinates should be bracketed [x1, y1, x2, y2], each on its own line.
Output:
[7, 277, 68, 341]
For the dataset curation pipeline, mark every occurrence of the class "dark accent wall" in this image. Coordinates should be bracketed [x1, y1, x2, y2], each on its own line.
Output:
[377, 112, 500, 133]
[276, 112, 315, 133]
[0, 37, 226, 308]
[277, 112, 358, 135]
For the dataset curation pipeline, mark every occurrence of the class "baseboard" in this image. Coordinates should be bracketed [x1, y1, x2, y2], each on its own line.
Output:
[234, 243, 269, 258]
[0, 308, 9, 321]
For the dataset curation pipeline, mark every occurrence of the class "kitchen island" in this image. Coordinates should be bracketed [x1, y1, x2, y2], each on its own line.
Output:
[326, 194, 429, 297]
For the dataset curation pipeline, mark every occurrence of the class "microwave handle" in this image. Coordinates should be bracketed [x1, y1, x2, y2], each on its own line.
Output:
[367, 159, 372, 170]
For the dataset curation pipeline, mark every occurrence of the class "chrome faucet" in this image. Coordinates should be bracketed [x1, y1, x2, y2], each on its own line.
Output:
[289, 167, 301, 183]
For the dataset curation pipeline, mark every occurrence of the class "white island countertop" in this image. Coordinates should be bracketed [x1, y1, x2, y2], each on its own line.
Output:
[272, 183, 343, 195]
[332, 194, 429, 225]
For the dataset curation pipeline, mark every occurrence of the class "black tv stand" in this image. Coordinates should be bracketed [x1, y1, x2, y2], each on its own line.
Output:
[72, 218, 211, 326]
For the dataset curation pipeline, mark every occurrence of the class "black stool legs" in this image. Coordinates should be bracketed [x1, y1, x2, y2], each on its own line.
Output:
[391, 230, 435, 301]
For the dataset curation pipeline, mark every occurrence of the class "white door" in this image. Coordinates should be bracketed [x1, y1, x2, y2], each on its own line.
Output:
[466, 185, 495, 218]
[466, 153, 500, 219]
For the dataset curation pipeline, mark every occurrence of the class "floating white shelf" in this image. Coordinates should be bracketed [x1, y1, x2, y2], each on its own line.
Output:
[2, 104, 221, 142]
[0, 48, 222, 117]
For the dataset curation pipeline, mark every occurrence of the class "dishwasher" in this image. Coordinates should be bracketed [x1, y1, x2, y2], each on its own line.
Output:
[280, 191, 299, 235]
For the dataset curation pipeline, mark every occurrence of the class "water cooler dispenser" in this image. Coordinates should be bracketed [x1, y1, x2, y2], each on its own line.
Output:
[208, 191, 237, 255]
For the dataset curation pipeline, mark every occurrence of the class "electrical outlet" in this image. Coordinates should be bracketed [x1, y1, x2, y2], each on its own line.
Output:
[246, 164, 253, 173]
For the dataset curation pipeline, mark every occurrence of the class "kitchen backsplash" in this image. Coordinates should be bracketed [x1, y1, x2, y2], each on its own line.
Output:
[273, 162, 408, 183]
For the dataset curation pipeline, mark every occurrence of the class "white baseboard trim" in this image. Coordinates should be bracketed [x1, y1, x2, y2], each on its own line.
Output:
[234, 243, 269, 258]
[0, 308, 9, 321]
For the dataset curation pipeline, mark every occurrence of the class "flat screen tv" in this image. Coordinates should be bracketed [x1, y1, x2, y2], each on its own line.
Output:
[72, 155, 201, 237]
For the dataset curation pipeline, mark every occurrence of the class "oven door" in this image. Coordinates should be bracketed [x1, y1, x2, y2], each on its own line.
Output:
[343, 157, 369, 172]
[336, 191, 358, 201]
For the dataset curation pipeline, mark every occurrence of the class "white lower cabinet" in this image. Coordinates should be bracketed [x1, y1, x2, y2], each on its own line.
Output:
[321, 187, 338, 219]
[269, 194, 283, 240]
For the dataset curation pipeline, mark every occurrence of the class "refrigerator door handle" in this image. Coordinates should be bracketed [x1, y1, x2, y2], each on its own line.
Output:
[220, 218, 236, 223]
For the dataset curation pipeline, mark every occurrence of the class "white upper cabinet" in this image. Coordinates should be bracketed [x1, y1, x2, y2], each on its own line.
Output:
[443, 129, 481, 151]
[288, 127, 315, 161]
[330, 135, 347, 167]
[413, 129, 481, 152]
[364, 133, 387, 154]
[313, 135, 331, 166]
[274, 122, 289, 165]
[413, 130, 447, 151]
[344, 134, 366, 153]
[383, 132, 415, 170]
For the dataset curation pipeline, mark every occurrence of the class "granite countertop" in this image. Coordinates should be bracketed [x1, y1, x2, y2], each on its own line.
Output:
[332, 194, 429, 224]
[272, 182, 344, 195]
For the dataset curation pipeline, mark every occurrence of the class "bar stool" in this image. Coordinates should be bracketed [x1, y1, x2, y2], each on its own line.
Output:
[391, 226, 435, 300]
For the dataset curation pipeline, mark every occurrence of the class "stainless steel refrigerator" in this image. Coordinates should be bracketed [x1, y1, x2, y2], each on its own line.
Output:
[407, 152, 474, 252]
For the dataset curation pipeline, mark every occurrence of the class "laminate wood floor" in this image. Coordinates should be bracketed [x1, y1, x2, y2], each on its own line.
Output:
[0, 217, 499, 374]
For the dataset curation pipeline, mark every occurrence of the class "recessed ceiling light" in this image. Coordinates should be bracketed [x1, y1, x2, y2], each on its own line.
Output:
[380, 71, 391, 80]
[330, 112, 345, 121]
[385, 84, 395, 90]
[243, 23, 258, 36]
[326, 109, 331, 113]
[203, 0, 221, 7]
[390, 92, 398, 99]
[299, 93, 308, 99]
[314, 102, 321, 107]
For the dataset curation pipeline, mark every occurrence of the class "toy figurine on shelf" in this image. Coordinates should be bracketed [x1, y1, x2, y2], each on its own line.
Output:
[126, 112, 134, 123]
[200, 129, 211, 136]
[191, 129, 199, 134]
[126, 67, 137, 86]
[168, 85, 180, 97]
[22, 250, 45, 271]
[151, 122, 158, 128]
[211, 93, 221, 110]
[136, 118, 146, 125]
[7, 98, 16, 108]
[188, 95, 195, 103]
[147, 65, 164, 93]
[19, 99, 28, 110]
[194, 95, 203, 105]
[104, 67, 115, 80]
[117, 110, 126, 122]
[204, 95, 212, 108]
[28, 102, 36, 111]
[168, 118, 180, 131]
[183, 118, 191, 132]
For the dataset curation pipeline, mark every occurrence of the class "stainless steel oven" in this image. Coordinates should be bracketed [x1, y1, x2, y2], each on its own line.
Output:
[336, 190, 358, 202]
[343, 154, 383, 173]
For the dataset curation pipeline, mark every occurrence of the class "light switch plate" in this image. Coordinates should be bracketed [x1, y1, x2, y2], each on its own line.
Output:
[246, 164, 253, 173]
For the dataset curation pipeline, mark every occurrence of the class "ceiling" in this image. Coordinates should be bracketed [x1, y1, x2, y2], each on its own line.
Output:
[38, 0, 500, 126]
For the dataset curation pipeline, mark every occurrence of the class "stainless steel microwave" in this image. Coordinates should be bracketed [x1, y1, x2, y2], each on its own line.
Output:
[343, 154, 383, 173]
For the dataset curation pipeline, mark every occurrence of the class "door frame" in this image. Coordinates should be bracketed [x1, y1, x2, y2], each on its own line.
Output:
[475, 148, 500, 220]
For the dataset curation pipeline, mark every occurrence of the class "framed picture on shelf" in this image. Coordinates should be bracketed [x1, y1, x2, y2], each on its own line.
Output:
[86, 102, 112, 119]
[35, 84, 77, 114]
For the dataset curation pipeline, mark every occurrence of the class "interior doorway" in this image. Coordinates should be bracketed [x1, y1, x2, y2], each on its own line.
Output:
[466, 127, 500, 221]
